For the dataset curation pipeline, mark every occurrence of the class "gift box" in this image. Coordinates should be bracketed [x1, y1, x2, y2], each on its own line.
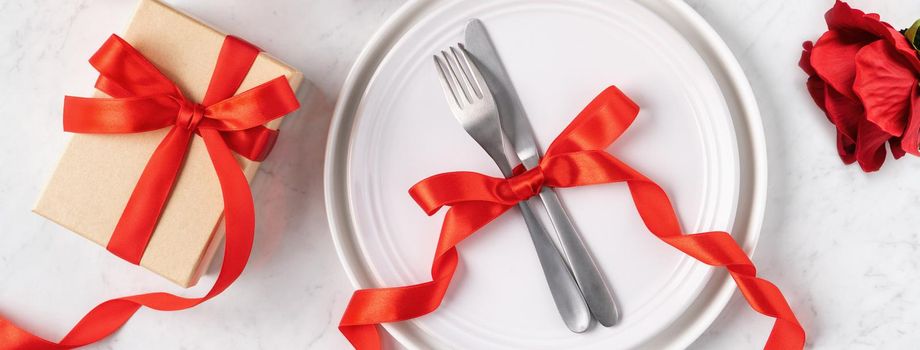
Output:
[33, 0, 303, 287]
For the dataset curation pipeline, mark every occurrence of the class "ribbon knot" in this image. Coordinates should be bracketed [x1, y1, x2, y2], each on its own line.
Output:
[176, 100, 206, 130]
[506, 166, 545, 201]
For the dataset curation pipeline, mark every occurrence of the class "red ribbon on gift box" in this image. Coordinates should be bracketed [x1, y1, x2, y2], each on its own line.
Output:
[0, 34, 298, 349]
[339, 86, 805, 350]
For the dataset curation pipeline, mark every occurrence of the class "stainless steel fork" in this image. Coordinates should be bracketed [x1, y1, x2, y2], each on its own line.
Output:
[433, 45, 592, 333]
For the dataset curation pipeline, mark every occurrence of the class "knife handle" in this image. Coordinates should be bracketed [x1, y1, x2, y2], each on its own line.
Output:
[538, 188, 619, 326]
[517, 200, 592, 333]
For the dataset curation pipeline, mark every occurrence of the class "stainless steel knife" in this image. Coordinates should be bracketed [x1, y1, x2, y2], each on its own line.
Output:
[464, 18, 620, 327]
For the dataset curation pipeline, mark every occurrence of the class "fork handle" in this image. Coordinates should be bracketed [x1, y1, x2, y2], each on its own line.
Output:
[517, 200, 592, 333]
[538, 188, 619, 326]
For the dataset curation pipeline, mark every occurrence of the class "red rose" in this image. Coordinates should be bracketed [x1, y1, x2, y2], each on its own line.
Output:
[801, 0, 920, 172]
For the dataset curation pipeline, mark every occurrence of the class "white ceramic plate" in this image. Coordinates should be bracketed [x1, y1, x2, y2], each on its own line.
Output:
[326, 0, 766, 349]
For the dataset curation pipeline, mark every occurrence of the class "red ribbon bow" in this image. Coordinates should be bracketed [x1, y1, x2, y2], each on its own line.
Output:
[339, 86, 805, 350]
[65, 34, 298, 263]
[0, 34, 298, 349]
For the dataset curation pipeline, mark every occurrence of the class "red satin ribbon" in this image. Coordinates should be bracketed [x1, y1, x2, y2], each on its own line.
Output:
[339, 86, 805, 349]
[0, 35, 298, 349]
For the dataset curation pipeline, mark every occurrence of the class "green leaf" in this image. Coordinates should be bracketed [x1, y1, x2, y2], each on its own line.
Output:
[907, 19, 920, 50]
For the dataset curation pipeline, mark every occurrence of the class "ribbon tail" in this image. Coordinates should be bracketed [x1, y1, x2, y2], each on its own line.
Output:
[0, 320, 68, 350]
[541, 86, 805, 349]
[549, 150, 806, 349]
[0, 131, 257, 349]
[194, 129, 255, 297]
[339, 249, 457, 350]
[339, 202, 511, 350]
[621, 167, 805, 350]
[106, 126, 194, 264]
[730, 272, 805, 350]
[339, 323, 381, 350]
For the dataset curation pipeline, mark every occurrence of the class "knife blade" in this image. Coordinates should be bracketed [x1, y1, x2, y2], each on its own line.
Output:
[463, 19, 541, 169]
[464, 18, 620, 327]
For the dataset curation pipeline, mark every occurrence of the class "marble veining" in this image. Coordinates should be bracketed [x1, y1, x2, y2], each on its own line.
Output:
[0, 0, 918, 349]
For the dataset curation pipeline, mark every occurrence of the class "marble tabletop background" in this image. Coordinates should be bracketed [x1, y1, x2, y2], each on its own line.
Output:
[2, 0, 920, 348]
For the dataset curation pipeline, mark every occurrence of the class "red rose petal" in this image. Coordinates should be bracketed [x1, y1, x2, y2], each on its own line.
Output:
[811, 30, 872, 100]
[881, 26, 920, 73]
[837, 131, 858, 164]
[890, 137, 906, 159]
[823, 85, 861, 143]
[825, 1, 883, 38]
[825, 1, 863, 31]
[825, 0, 920, 72]
[853, 40, 917, 136]
[823, 83, 863, 164]
[900, 85, 920, 156]
[799, 41, 817, 76]
[805, 76, 827, 115]
[800, 42, 828, 117]
[826, 0, 888, 38]
[855, 119, 891, 172]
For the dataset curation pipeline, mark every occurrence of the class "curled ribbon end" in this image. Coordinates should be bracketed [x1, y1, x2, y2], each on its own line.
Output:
[409, 186, 440, 216]
[601, 86, 640, 117]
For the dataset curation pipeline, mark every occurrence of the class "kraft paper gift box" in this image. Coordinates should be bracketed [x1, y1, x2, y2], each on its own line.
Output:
[34, 0, 303, 287]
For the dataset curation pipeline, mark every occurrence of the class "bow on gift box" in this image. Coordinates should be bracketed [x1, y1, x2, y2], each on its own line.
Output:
[339, 87, 805, 350]
[0, 35, 298, 349]
[65, 34, 298, 264]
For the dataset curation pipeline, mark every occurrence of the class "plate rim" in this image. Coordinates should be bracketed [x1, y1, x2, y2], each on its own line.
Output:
[324, 0, 768, 348]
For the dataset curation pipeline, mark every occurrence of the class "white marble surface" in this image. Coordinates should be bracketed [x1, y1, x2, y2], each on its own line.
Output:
[2, 0, 920, 349]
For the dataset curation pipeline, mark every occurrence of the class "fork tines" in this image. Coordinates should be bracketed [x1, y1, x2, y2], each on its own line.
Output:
[433, 44, 489, 111]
